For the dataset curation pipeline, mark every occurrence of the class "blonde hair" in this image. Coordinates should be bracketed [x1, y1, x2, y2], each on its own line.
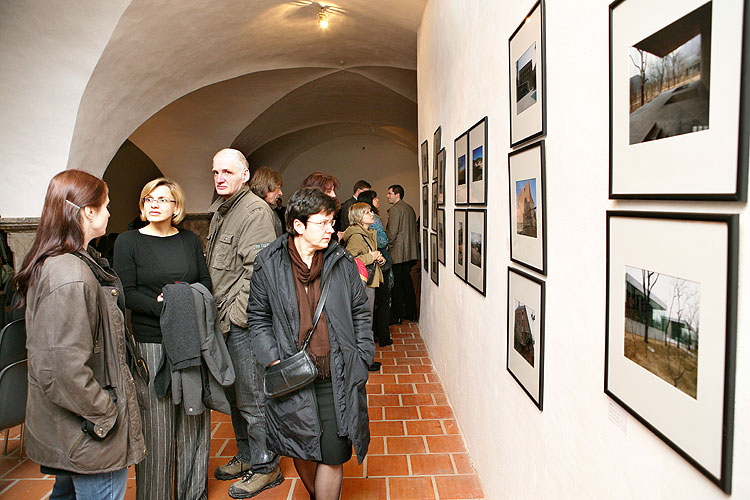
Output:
[139, 178, 186, 224]
[348, 202, 371, 226]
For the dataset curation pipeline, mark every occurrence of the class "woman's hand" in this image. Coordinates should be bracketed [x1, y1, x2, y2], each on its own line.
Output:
[369, 250, 382, 262]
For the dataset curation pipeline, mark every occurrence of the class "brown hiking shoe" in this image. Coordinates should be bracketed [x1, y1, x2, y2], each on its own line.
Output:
[228, 465, 284, 499]
[214, 455, 251, 480]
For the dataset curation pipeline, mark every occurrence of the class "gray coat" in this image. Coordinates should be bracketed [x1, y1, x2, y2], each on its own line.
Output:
[247, 236, 374, 463]
[386, 200, 418, 263]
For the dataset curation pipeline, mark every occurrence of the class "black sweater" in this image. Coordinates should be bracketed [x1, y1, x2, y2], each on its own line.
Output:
[113, 229, 211, 343]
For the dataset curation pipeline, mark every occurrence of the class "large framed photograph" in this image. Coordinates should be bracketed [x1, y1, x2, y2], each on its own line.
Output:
[433, 126, 442, 181]
[466, 209, 487, 295]
[468, 117, 488, 205]
[421, 140, 429, 185]
[609, 0, 749, 201]
[508, 140, 547, 275]
[431, 180, 438, 231]
[422, 228, 429, 273]
[422, 185, 429, 229]
[507, 266, 545, 410]
[430, 231, 439, 285]
[454, 132, 469, 205]
[605, 211, 738, 493]
[437, 209, 446, 265]
[437, 148, 446, 206]
[453, 209, 467, 281]
[509, 0, 547, 148]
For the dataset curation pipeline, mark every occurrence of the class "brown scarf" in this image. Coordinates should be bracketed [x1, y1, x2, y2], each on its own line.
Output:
[287, 235, 331, 378]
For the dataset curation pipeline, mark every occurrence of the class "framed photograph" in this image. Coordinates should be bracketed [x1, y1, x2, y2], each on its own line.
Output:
[453, 209, 467, 281]
[437, 209, 446, 265]
[421, 140, 429, 185]
[431, 180, 438, 231]
[466, 209, 487, 295]
[455, 132, 469, 205]
[508, 140, 547, 275]
[509, 0, 547, 148]
[430, 231, 439, 285]
[433, 126, 442, 181]
[422, 185, 429, 229]
[437, 148, 446, 206]
[422, 228, 429, 273]
[468, 117, 488, 205]
[606, 211, 738, 493]
[609, 0, 748, 201]
[507, 266, 545, 410]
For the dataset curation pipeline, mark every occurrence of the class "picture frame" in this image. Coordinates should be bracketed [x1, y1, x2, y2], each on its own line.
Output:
[430, 231, 439, 285]
[468, 117, 488, 205]
[454, 132, 469, 205]
[605, 211, 738, 493]
[431, 180, 438, 231]
[437, 148, 446, 206]
[421, 140, 429, 185]
[609, 0, 749, 201]
[508, 140, 547, 275]
[422, 185, 429, 229]
[466, 209, 487, 295]
[509, 0, 547, 148]
[422, 228, 429, 273]
[433, 126, 442, 181]
[507, 266, 545, 410]
[453, 209, 467, 281]
[437, 208, 446, 265]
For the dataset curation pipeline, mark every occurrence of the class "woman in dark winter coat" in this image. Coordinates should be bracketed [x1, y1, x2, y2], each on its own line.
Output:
[247, 188, 374, 500]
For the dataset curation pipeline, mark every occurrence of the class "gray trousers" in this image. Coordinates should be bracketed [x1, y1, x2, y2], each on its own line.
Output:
[135, 342, 210, 500]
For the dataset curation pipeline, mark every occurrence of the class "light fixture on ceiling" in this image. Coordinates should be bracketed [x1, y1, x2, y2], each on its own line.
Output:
[318, 5, 329, 28]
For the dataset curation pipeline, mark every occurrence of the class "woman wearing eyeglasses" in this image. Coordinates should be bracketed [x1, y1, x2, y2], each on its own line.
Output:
[113, 178, 212, 500]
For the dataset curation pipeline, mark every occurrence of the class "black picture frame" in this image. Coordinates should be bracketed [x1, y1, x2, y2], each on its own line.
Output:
[465, 209, 487, 295]
[437, 208, 446, 265]
[468, 117, 488, 205]
[509, 0, 547, 148]
[430, 231, 439, 285]
[422, 228, 429, 273]
[422, 185, 429, 229]
[433, 126, 442, 181]
[605, 211, 738, 493]
[453, 209, 467, 281]
[454, 131, 469, 205]
[431, 180, 438, 231]
[608, 0, 748, 201]
[421, 140, 429, 185]
[508, 140, 547, 275]
[507, 266, 545, 410]
[437, 148, 446, 206]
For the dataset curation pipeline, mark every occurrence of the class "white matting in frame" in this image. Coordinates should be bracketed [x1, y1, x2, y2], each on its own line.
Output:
[454, 209, 467, 281]
[605, 211, 738, 493]
[455, 132, 469, 205]
[466, 209, 487, 295]
[609, 0, 748, 200]
[508, 140, 546, 275]
[468, 118, 488, 204]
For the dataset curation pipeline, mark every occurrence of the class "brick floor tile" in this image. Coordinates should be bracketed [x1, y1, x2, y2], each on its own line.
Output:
[368, 394, 400, 407]
[426, 373, 440, 383]
[2, 459, 45, 479]
[415, 383, 443, 394]
[442, 419, 460, 434]
[366, 383, 383, 394]
[409, 454, 455, 475]
[410, 365, 434, 374]
[405, 420, 444, 436]
[0, 478, 55, 500]
[419, 405, 454, 419]
[369, 406, 384, 421]
[434, 474, 484, 499]
[405, 350, 428, 358]
[378, 357, 396, 365]
[386, 436, 427, 455]
[433, 393, 449, 405]
[395, 357, 423, 365]
[377, 350, 400, 359]
[367, 374, 397, 384]
[340, 477, 386, 500]
[212, 412, 231, 423]
[381, 365, 410, 374]
[388, 476, 436, 500]
[279, 456, 300, 478]
[211, 421, 236, 438]
[382, 383, 415, 394]
[384, 406, 419, 420]
[401, 394, 435, 406]
[452, 453, 474, 474]
[397, 373, 428, 384]
[368, 436, 385, 455]
[369, 421, 405, 436]
[344, 457, 365, 478]
[426, 435, 466, 453]
[367, 455, 409, 477]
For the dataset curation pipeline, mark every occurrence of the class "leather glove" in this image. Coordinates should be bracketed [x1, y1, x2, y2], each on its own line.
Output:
[81, 417, 117, 441]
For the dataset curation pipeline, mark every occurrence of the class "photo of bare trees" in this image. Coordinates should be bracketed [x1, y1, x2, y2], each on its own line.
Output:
[513, 299, 536, 367]
[623, 265, 700, 399]
[516, 42, 538, 115]
[628, 2, 711, 145]
[515, 178, 537, 237]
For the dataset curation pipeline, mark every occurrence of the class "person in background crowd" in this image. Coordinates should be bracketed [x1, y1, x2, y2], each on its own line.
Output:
[301, 171, 340, 200]
[385, 184, 419, 324]
[249, 166, 285, 238]
[15, 169, 145, 499]
[248, 188, 374, 500]
[336, 179, 371, 233]
[207, 149, 283, 499]
[113, 178, 212, 500]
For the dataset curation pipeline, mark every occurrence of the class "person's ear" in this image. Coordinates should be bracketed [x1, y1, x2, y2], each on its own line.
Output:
[293, 219, 305, 235]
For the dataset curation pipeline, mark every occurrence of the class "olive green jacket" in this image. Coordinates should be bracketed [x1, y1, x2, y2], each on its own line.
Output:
[342, 224, 383, 288]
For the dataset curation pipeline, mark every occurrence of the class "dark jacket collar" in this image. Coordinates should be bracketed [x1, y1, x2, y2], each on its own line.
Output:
[209, 185, 250, 216]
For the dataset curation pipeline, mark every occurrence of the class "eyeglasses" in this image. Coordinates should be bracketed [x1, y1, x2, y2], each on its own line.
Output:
[143, 197, 175, 205]
[307, 219, 336, 229]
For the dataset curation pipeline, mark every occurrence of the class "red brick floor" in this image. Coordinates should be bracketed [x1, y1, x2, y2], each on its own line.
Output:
[0, 321, 484, 499]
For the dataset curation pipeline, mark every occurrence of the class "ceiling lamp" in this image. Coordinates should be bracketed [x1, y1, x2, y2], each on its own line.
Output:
[318, 6, 329, 28]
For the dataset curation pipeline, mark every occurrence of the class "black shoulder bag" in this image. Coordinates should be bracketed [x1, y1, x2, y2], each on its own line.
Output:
[263, 274, 332, 398]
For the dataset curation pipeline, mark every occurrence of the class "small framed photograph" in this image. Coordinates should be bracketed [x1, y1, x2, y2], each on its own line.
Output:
[421, 140, 429, 185]
[466, 209, 487, 295]
[433, 126, 442, 181]
[454, 132, 469, 205]
[507, 266, 545, 410]
[422, 185, 429, 229]
[468, 117, 488, 205]
[431, 181, 438, 231]
[430, 231, 439, 285]
[453, 209, 467, 281]
[437, 148, 446, 206]
[508, 140, 547, 275]
[509, 0, 547, 148]
[422, 228, 429, 273]
[606, 211, 738, 493]
[437, 209, 446, 265]
[609, 0, 748, 200]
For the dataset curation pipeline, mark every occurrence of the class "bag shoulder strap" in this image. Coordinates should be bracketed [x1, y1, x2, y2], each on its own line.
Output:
[300, 273, 332, 351]
[359, 233, 373, 251]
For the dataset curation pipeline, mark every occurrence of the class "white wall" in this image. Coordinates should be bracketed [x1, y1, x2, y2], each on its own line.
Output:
[418, 1, 748, 498]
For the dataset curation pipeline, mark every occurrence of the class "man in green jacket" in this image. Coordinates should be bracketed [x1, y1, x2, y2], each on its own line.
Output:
[207, 148, 283, 499]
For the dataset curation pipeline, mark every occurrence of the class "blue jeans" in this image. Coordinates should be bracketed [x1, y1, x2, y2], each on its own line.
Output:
[49, 468, 128, 500]
[225, 324, 278, 474]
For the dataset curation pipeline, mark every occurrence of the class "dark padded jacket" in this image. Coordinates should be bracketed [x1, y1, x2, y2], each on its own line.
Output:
[247, 235, 375, 463]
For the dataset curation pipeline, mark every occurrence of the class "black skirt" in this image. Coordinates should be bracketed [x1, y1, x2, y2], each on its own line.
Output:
[314, 377, 352, 465]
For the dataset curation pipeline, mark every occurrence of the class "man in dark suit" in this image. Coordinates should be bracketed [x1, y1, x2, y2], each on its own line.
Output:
[385, 184, 418, 323]
[336, 179, 371, 233]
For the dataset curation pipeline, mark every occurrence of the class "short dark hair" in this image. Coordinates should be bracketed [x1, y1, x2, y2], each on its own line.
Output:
[286, 188, 338, 235]
[388, 184, 404, 199]
[352, 180, 371, 194]
[357, 189, 378, 215]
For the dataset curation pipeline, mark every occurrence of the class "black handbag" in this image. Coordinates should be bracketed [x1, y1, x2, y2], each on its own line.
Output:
[263, 275, 331, 398]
